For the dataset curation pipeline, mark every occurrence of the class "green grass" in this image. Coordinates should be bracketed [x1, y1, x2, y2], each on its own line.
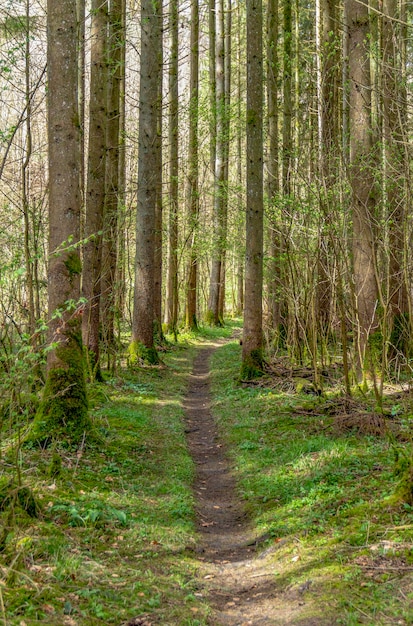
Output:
[2, 321, 413, 625]
[0, 331, 218, 626]
[210, 340, 413, 625]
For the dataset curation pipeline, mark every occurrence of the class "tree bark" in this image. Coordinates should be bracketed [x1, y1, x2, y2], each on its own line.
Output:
[131, 0, 162, 362]
[266, 0, 281, 329]
[164, 0, 179, 334]
[347, 0, 379, 378]
[185, 0, 199, 330]
[241, 0, 264, 378]
[207, 0, 225, 325]
[82, 0, 108, 380]
[101, 0, 126, 365]
[33, 0, 89, 443]
[382, 0, 409, 357]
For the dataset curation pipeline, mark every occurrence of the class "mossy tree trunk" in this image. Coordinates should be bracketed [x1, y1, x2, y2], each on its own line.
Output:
[241, 0, 264, 379]
[33, 0, 90, 444]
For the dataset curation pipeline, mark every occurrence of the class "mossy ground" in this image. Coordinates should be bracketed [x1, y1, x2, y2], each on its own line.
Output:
[0, 329, 226, 625]
[2, 322, 413, 624]
[211, 340, 413, 625]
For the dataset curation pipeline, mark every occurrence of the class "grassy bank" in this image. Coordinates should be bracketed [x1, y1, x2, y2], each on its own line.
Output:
[0, 330, 234, 626]
[210, 340, 413, 625]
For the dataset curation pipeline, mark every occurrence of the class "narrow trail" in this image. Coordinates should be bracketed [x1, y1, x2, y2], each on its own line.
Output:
[184, 343, 320, 626]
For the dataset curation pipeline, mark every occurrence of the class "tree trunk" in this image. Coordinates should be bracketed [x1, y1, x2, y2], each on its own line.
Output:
[164, 0, 179, 335]
[218, 0, 232, 323]
[22, 0, 35, 340]
[33, 0, 90, 444]
[101, 0, 126, 367]
[207, 0, 225, 325]
[185, 0, 199, 331]
[82, 0, 108, 380]
[282, 0, 292, 197]
[241, 0, 264, 378]
[131, 0, 162, 363]
[347, 0, 379, 378]
[382, 0, 409, 357]
[266, 0, 281, 330]
[316, 0, 339, 338]
[153, 25, 164, 341]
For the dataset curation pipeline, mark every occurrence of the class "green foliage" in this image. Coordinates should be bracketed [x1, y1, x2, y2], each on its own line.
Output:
[392, 446, 413, 505]
[0, 333, 219, 624]
[211, 340, 413, 623]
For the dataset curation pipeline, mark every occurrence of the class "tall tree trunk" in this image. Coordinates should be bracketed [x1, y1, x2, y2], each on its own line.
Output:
[22, 0, 35, 339]
[282, 0, 292, 197]
[347, 0, 379, 379]
[316, 0, 339, 337]
[101, 0, 126, 367]
[266, 0, 280, 329]
[153, 18, 164, 341]
[131, 0, 162, 362]
[33, 0, 90, 443]
[241, 0, 264, 378]
[185, 0, 199, 330]
[76, 0, 86, 206]
[82, 0, 108, 380]
[207, 0, 225, 325]
[382, 0, 409, 357]
[164, 0, 179, 335]
[218, 0, 232, 322]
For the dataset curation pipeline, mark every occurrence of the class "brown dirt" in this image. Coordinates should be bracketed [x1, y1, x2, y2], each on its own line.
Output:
[184, 343, 335, 626]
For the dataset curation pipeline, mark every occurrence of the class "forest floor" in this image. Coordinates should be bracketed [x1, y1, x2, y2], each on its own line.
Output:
[185, 342, 332, 625]
[1, 324, 413, 625]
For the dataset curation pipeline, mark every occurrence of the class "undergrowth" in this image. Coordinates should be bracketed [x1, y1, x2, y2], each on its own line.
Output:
[0, 328, 230, 625]
[210, 340, 413, 625]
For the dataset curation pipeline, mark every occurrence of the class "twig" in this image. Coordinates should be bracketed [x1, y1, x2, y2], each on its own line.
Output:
[359, 564, 413, 571]
[73, 431, 86, 476]
[0, 584, 6, 626]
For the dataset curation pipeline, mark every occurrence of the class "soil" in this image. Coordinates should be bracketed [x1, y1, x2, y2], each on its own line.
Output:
[184, 343, 334, 626]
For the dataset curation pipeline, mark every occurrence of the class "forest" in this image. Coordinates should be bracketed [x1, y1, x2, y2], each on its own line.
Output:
[1, 0, 413, 623]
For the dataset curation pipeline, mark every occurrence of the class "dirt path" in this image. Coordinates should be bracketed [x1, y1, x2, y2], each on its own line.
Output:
[184, 344, 322, 626]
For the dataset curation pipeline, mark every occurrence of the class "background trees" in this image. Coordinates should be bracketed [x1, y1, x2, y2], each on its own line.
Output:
[0, 0, 413, 408]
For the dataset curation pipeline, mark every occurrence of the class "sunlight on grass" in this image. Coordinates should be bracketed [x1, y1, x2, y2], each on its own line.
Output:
[0, 330, 231, 625]
[210, 341, 413, 625]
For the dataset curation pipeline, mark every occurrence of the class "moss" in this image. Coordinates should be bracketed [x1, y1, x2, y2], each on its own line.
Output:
[205, 309, 224, 328]
[128, 340, 160, 366]
[0, 483, 40, 518]
[48, 451, 62, 478]
[240, 348, 264, 380]
[64, 252, 82, 280]
[186, 313, 198, 332]
[392, 447, 413, 505]
[29, 320, 92, 446]
[205, 309, 215, 326]
[85, 347, 104, 383]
